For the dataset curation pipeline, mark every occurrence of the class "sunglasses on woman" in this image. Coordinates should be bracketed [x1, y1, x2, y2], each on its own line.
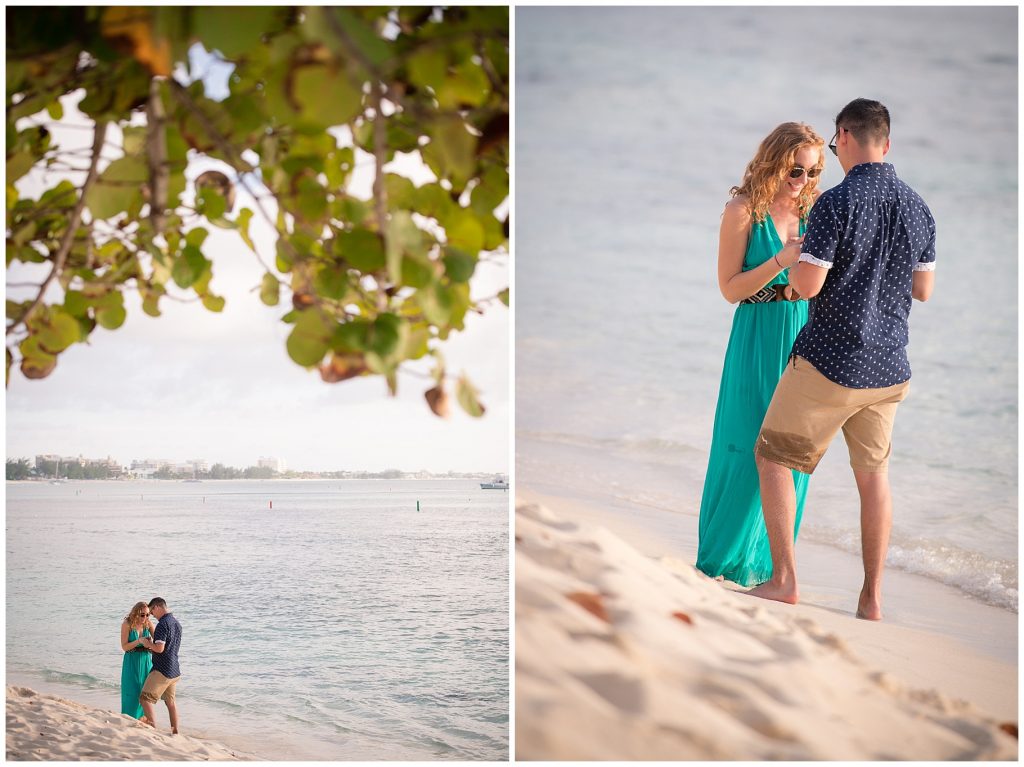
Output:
[788, 166, 821, 180]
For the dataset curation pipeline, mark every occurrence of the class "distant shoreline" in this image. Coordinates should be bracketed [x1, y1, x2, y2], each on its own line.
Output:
[6, 475, 508, 482]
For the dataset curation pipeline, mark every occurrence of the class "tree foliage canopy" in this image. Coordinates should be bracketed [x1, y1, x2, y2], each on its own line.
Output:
[6, 6, 508, 417]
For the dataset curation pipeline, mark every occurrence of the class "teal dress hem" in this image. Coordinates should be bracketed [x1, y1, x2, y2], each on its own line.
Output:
[696, 214, 811, 587]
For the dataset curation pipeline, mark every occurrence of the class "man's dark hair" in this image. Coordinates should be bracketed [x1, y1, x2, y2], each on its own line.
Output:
[835, 98, 890, 147]
[148, 597, 167, 609]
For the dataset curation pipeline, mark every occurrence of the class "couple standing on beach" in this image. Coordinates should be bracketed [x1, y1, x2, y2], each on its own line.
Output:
[697, 98, 936, 620]
[120, 597, 183, 732]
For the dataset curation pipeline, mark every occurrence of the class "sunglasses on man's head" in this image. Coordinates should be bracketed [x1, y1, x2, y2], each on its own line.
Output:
[788, 166, 820, 180]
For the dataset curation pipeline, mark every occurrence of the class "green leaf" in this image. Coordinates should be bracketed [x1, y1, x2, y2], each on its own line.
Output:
[95, 295, 127, 330]
[332, 319, 370, 352]
[420, 282, 453, 327]
[260, 273, 280, 306]
[386, 211, 427, 285]
[423, 115, 477, 188]
[293, 175, 328, 222]
[407, 47, 448, 91]
[445, 210, 485, 254]
[313, 264, 347, 301]
[192, 7, 280, 59]
[36, 309, 81, 353]
[335, 229, 385, 272]
[498, 288, 509, 307]
[171, 245, 207, 289]
[400, 256, 434, 289]
[456, 374, 486, 418]
[291, 64, 364, 129]
[197, 186, 226, 220]
[436, 59, 490, 110]
[286, 309, 334, 367]
[202, 294, 226, 312]
[185, 227, 209, 248]
[6, 150, 35, 184]
[442, 247, 477, 283]
[122, 126, 147, 156]
[237, 208, 256, 252]
[19, 336, 57, 380]
[142, 291, 162, 317]
[367, 313, 401, 358]
[63, 290, 89, 318]
[85, 156, 147, 220]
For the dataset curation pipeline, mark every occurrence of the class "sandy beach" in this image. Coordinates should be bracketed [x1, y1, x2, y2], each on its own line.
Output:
[515, 490, 1019, 760]
[6, 686, 253, 761]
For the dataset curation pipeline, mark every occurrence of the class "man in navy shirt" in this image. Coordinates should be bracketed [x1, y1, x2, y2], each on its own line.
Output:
[750, 99, 936, 620]
[139, 597, 183, 733]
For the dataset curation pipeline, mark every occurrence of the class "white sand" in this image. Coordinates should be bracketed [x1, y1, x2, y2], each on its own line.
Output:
[516, 496, 1019, 760]
[6, 686, 253, 761]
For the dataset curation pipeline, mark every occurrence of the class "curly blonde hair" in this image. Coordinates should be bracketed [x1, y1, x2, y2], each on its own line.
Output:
[124, 601, 149, 627]
[730, 122, 825, 222]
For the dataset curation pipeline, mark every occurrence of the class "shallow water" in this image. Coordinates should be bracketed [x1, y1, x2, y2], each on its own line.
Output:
[516, 7, 1017, 612]
[6, 479, 509, 760]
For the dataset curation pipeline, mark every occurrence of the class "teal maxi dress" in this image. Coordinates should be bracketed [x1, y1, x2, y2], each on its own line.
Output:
[696, 214, 811, 586]
[121, 626, 153, 718]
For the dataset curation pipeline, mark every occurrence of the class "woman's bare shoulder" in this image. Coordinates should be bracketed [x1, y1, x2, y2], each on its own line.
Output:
[722, 195, 752, 222]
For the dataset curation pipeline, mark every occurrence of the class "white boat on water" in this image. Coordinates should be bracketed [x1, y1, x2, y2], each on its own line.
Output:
[480, 476, 509, 490]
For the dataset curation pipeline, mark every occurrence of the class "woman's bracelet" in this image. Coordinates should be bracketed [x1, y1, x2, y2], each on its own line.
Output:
[773, 254, 783, 269]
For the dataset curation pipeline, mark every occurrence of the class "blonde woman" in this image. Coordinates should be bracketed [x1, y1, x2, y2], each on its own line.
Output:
[120, 601, 154, 720]
[696, 122, 824, 586]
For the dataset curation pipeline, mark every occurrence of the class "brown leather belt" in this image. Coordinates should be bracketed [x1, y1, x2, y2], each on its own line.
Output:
[741, 284, 802, 304]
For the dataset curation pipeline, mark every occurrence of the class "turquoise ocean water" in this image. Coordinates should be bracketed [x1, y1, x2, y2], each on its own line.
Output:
[6, 479, 508, 760]
[516, 7, 1017, 613]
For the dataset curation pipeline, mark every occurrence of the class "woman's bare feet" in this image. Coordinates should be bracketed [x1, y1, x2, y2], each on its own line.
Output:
[746, 578, 799, 605]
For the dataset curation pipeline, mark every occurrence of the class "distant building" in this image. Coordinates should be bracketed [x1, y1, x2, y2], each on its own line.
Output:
[257, 456, 285, 473]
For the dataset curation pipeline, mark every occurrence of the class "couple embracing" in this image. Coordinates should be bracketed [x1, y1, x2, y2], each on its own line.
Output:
[120, 597, 183, 732]
[697, 98, 936, 620]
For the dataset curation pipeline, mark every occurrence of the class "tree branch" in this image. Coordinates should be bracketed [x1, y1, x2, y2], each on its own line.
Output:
[7, 120, 108, 337]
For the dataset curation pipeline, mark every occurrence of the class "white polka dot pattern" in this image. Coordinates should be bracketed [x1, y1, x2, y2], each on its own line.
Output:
[792, 162, 936, 388]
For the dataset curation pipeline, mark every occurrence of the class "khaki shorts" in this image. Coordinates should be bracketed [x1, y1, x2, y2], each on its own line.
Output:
[755, 356, 909, 474]
[140, 670, 180, 704]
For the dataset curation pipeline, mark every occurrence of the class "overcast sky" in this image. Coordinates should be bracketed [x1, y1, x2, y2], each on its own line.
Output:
[6, 55, 509, 474]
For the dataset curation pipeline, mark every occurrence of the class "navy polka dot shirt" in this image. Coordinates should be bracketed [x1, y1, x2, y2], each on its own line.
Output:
[792, 162, 936, 388]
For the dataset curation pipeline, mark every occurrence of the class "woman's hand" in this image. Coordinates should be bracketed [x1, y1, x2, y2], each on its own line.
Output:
[775, 235, 804, 268]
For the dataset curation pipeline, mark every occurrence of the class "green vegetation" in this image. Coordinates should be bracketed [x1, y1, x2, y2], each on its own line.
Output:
[6, 459, 32, 480]
[6, 6, 508, 417]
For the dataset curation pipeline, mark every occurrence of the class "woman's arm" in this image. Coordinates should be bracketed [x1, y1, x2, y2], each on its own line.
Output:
[119, 621, 143, 652]
[717, 199, 793, 304]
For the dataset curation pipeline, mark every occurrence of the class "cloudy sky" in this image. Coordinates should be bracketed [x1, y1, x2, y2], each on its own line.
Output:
[6, 55, 509, 474]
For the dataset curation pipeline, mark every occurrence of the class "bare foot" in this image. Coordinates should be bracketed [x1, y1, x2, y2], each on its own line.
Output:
[856, 592, 883, 621]
[171, 728, 179, 735]
[746, 579, 799, 605]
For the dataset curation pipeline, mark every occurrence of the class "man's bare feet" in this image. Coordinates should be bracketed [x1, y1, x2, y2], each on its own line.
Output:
[856, 590, 883, 620]
[171, 728, 179, 735]
[746, 578, 799, 605]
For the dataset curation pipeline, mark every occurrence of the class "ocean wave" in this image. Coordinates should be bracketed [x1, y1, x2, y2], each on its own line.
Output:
[39, 669, 117, 690]
[802, 526, 1018, 613]
[518, 430, 701, 461]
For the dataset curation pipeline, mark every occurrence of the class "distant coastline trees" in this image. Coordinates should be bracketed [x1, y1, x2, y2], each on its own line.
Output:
[6, 6, 508, 418]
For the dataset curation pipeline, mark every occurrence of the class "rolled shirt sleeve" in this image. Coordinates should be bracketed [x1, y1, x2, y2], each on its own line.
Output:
[914, 208, 937, 271]
[798, 194, 841, 269]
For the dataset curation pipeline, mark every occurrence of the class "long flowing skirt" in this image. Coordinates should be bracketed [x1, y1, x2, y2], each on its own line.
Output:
[696, 300, 810, 586]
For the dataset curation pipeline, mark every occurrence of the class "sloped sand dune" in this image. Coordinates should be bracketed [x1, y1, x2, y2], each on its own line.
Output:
[6, 686, 251, 761]
[516, 501, 1018, 760]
